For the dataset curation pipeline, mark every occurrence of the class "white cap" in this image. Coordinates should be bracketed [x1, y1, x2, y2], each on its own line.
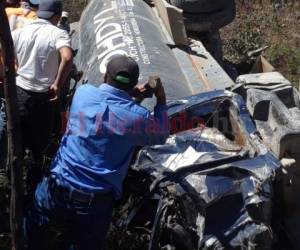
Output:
[61, 11, 69, 18]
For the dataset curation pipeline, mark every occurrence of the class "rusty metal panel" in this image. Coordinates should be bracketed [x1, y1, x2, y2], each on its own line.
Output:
[251, 55, 275, 73]
[154, 0, 188, 45]
[172, 39, 234, 93]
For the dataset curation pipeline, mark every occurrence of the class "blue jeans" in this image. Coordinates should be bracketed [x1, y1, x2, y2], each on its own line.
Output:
[25, 176, 115, 250]
[0, 98, 6, 169]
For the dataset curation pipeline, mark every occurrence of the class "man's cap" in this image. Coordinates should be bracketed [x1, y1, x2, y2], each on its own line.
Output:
[61, 11, 69, 18]
[106, 55, 139, 86]
[37, 0, 62, 19]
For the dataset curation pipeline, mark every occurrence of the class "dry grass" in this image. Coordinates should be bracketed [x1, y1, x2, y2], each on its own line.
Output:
[221, 0, 300, 86]
[63, 0, 88, 22]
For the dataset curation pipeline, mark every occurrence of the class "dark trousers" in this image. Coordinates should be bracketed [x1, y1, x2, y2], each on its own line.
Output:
[17, 87, 57, 158]
[25, 177, 115, 250]
[17, 87, 60, 190]
[199, 30, 223, 66]
[1, 88, 57, 168]
[0, 98, 6, 169]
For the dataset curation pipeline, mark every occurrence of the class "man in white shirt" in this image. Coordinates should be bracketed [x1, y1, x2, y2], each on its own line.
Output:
[12, 0, 73, 189]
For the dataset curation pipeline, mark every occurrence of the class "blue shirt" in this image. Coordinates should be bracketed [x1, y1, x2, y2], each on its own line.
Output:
[51, 83, 169, 199]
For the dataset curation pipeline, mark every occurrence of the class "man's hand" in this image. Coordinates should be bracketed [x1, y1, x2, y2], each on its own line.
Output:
[130, 83, 147, 103]
[49, 83, 59, 102]
[152, 76, 166, 105]
[130, 76, 166, 105]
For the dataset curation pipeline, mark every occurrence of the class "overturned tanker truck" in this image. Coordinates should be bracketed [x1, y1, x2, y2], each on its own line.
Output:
[71, 0, 300, 249]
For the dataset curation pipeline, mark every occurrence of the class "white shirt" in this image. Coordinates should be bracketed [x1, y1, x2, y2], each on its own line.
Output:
[12, 19, 71, 92]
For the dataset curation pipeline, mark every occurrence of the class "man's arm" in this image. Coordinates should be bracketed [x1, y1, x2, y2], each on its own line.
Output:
[134, 78, 169, 146]
[49, 46, 73, 102]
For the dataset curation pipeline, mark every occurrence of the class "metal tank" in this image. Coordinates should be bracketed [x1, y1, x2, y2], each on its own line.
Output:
[75, 0, 192, 108]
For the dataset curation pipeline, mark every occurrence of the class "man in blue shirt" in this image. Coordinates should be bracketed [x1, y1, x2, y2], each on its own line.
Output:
[26, 55, 169, 250]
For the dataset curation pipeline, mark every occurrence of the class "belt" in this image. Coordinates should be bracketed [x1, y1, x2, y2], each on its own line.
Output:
[49, 177, 113, 205]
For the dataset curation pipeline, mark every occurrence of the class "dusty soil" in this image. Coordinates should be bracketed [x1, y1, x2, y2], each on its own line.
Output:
[221, 0, 300, 86]
[64, 0, 88, 23]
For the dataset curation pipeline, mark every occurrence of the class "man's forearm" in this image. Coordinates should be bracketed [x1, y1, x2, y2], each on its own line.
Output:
[156, 94, 166, 106]
[54, 57, 73, 87]
[54, 47, 73, 87]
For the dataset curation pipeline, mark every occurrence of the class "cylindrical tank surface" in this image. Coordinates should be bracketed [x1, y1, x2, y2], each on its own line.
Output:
[75, 0, 192, 108]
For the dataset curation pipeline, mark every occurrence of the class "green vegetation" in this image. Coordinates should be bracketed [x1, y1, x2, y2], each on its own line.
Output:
[266, 43, 300, 75]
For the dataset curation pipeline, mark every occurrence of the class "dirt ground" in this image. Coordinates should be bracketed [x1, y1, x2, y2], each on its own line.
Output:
[64, 0, 88, 23]
[221, 0, 300, 86]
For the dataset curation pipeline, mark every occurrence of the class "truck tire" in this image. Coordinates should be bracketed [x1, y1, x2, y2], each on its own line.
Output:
[168, 0, 184, 9]
[169, 0, 229, 14]
[183, 0, 236, 31]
